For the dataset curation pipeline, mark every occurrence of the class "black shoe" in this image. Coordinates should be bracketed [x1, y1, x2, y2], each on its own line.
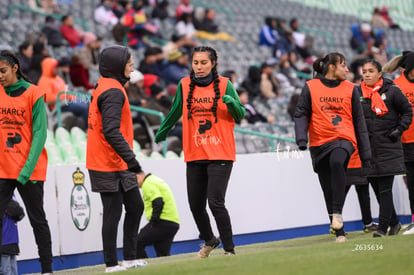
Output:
[388, 222, 402, 236]
[224, 249, 235, 256]
[373, 230, 386, 237]
[363, 222, 378, 233]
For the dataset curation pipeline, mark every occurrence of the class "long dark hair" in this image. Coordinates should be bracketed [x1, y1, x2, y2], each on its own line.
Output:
[187, 46, 220, 123]
[313, 52, 346, 77]
[0, 50, 31, 83]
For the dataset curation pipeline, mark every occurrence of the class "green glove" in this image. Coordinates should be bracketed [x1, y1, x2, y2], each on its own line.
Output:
[222, 95, 235, 105]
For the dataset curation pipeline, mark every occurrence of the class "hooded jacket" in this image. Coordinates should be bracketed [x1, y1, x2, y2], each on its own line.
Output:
[88, 45, 140, 192]
[37, 57, 66, 103]
[359, 77, 412, 176]
[294, 74, 371, 172]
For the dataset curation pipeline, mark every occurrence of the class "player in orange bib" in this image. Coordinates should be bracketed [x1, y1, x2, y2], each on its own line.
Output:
[0, 50, 52, 274]
[155, 46, 245, 257]
[383, 51, 414, 235]
[294, 52, 371, 242]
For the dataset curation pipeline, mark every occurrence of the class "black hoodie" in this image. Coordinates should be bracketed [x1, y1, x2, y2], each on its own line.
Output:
[89, 46, 140, 192]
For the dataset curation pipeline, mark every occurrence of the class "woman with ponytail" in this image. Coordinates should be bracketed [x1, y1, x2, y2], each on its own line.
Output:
[357, 59, 412, 237]
[383, 51, 414, 235]
[294, 52, 371, 242]
[155, 46, 245, 257]
[0, 50, 53, 274]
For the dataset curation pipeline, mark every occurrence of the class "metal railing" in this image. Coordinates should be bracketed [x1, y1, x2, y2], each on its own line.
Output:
[234, 127, 296, 152]
[55, 91, 167, 154]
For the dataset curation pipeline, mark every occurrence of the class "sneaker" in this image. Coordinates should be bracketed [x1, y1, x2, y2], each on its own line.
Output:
[403, 223, 414, 235]
[224, 250, 236, 256]
[331, 213, 343, 230]
[105, 265, 127, 273]
[196, 237, 220, 258]
[329, 226, 336, 235]
[373, 230, 386, 238]
[363, 222, 378, 233]
[41, 273, 53, 275]
[335, 235, 347, 243]
[388, 222, 401, 236]
[122, 259, 148, 269]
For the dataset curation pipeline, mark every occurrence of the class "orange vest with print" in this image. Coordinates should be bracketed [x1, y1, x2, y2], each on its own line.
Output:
[0, 85, 48, 180]
[308, 79, 357, 148]
[394, 74, 414, 143]
[86, 77, 133, 172]
[181, 76, 236, 162]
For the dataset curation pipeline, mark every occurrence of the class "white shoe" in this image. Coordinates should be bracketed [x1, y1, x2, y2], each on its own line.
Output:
[122, 259, 148, 269]
[403, 223, 414, 235]
[105, 265, 127, 273]
[335, 235, 347, 243]
[332, 213, 343, 230]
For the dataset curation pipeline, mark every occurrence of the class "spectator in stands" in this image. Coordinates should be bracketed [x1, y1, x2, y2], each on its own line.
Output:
[371, 7, 389, 29]
[193, 8, 236, 42]
[94, 0, 119, 26]
[175, 12, 196, 38]
[241, 65, 262, 100]
[150, 83, 172, 109]
[359, 59, 411, 237]
[16, 41, 33, 75]
[272, 29, 297, 60]
[279, 55, 305, 89]
[60, 14, 83, 48]
[370, 38, 389, 66]
[151, 0, 170, 27]
[294, 52, 371, 242]
[155, 46, 245, 257]
[27, 42, 49, 84]
[161, 48, 190, 85]
[122, 0, 159, 49]
[37, 57, 89, 129]
[86, 45, 147, 273]
[136, 171, 180, 258]
[289, 18, 307, 54]
[78, 33, 102, 70]
[138, 46, 165, 76]
[175, 0, 193, 21]
[111, 0, 130, 19]
[377, 6, 400, 29]
[383, 51, 414, 235]
[0, 50, 53, 274]
[237, 87, 274, 124]
[222, 70, 239, 89]
[69, 54, 95, 91]
[258, 16, 279, 47]
[0, 198, 24, 275]
[260, 60, 280, 99]
[57, 57, 72, 87]
[162, 33, 197, 60]
[350, 22, 375, 55]
[41, 16, 65, 48]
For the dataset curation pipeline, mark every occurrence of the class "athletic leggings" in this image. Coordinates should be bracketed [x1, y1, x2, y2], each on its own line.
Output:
[316, 148, 349, 216]
[345, 184, 374, 225]
[369, 176, 399, 233]
[100, 186, 144, 267]
[404, 161, 414, 215]
[186, 160, 234, 252]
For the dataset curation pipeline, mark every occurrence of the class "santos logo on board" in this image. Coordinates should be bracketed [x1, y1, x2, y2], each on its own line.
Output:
[70, 167, 91, 231]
